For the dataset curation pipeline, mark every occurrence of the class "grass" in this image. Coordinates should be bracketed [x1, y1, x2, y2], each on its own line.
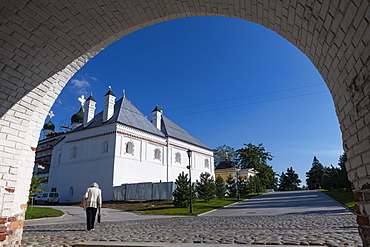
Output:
[25, 206, 64, 220]
[320, 189, 355, 211]
[103, 194, 258, 215]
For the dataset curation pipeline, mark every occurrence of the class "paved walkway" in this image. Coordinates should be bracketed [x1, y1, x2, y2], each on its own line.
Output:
[22, 191, 362, 246]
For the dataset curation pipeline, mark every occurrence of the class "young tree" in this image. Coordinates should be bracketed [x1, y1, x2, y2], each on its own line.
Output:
[196, 172, 215, 202]
[247, 176, 263, 194]
[236, 143, 277, 190]
[306, 156, 324, 189]
[237, 176, 248, 197]
[29, 175, 47, 201]
[213, 145, 237, 168]
[278, 167, 302, 191]
[172, 172, 191, 207]
[215, 175, 227, 199]
[225, 175, 237, 197]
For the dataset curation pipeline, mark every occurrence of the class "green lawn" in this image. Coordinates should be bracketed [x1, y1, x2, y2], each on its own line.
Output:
[320, 190, 355, 212]
[25, 206, 64, 219]
[104, 194, 258, 215]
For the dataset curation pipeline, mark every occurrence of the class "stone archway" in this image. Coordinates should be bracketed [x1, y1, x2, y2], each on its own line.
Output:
[0, 1, 369, 246]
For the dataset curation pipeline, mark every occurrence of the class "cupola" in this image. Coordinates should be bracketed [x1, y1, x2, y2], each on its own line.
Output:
[71, 107, 84, 129]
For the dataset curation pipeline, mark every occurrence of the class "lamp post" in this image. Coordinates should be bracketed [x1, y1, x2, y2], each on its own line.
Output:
[236, 169, 240, 201]
[186, 149, 193, 214]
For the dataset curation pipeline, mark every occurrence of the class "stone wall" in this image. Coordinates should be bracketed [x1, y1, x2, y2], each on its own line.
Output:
[0, 1, 369, 246]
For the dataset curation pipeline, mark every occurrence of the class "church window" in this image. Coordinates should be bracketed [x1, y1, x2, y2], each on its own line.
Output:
[175, 152, 181, 163]
[71, 146, 77, 159]
[102, 141, 109, 153]
[125, 142, 134, 154]
[58, 154, 62, 163]
[204, 159, 209, 168]
[69, 187, 74, 196]
[154, 149, 161, 160]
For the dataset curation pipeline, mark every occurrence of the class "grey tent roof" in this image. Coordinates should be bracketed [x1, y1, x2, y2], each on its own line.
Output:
[72, 97, 211, 150]
[160, 115, 212, 150]
[72, 97, 165, 137]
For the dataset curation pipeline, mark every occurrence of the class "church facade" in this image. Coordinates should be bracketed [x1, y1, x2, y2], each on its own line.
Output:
[46, 89, 214, 202]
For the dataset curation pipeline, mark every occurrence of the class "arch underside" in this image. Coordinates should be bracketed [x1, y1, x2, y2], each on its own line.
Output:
[0, 0, 369, 245]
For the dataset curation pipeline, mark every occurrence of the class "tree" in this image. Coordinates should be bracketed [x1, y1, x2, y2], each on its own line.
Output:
[306, 156, 324, 189]
[213, 145, 237, 168]
[337, 152, 351, 190]
[247, 176, 263, 194]
[172, 172, 191, 207]
[196, 172, 215, 202]
[237, 143, 277, 190]
[321, 152, 351, 190]
[225, 175, 237, 197]
[321, 165, 340, 190]
[237, 176, 248, 197]
[278, 167, 302, 191]
[215, 175, 227, 199]
[29, 175, 47, 201]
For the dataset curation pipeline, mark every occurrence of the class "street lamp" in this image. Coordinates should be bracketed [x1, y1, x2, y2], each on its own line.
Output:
[186, 149, 193, 213]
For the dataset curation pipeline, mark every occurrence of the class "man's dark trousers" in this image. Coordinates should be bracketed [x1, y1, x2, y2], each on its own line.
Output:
[86, 207, 97, 230]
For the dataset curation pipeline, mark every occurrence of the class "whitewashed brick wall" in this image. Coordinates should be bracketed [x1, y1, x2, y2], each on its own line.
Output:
[0, 1, 369, 246]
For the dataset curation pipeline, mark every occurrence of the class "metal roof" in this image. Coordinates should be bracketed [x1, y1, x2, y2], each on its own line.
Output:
[72, 97, 212, 150]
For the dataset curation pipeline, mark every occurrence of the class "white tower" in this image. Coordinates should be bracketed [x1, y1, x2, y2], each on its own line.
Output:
[83, 93, 96, 127]
[103, 86, 116, 122]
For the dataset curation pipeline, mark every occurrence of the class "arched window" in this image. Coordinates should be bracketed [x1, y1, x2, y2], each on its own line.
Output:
[58, 154, 62, 163]
[69, 187, 74, 196]
[71, 146, 77, 159]
[102, 141, 109, 153]
[154, 149, 161, 160]
[125, 142, 134, 154]
[175, 152, 181, 163]
[204, 159, 209, 168]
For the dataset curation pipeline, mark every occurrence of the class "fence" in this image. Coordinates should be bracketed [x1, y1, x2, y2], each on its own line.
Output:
[113, 182, 174, 201]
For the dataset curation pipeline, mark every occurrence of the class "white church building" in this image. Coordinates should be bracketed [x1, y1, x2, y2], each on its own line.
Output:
[45, 88, 214, 202]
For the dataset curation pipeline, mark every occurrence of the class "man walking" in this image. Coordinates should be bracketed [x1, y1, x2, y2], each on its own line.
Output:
[83, 182, 102, 231]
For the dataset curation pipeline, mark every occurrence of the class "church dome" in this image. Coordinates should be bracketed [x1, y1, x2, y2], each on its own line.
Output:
[43, 120, 55, 131]
[71, 107, 84, 123]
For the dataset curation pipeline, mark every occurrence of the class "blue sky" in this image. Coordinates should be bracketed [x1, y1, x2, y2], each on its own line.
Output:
[49, 16, 343, 185]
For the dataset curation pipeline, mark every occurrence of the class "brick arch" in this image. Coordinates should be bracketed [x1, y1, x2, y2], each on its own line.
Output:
[0, 1, 369, 245]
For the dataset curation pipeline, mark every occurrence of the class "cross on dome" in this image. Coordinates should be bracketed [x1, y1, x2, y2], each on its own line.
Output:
[48, 111, 55, 120]
[78, 95, 86, 107]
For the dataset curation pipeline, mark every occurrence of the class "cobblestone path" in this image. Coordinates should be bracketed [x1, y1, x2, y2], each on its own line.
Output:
[22, 214, 362, 246]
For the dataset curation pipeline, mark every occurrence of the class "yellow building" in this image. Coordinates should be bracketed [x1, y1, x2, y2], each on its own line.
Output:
[214, 161, 257, 181]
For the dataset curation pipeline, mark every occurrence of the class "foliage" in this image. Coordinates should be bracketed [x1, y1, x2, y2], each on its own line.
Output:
[306, 156, 324, 189]
[26, 206, 64, 219]
[278, 167, 302, 191]
[337, 152, 351, 189]
[236, 143, 273, 169]
[237, 177, 249, 197]
[213, 145, 237, 168]
[172, 172, 191, 207]
[196, 172, 216, 202]
[236, 143, 277, 190]
[29, 175, 47, 200]
[225, 175, 237, 197]
[247, 175, 263, 194]
[215, 175, 227, 199]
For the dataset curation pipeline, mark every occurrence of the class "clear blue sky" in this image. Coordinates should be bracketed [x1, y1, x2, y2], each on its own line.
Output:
[49, 16, 343, 185]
